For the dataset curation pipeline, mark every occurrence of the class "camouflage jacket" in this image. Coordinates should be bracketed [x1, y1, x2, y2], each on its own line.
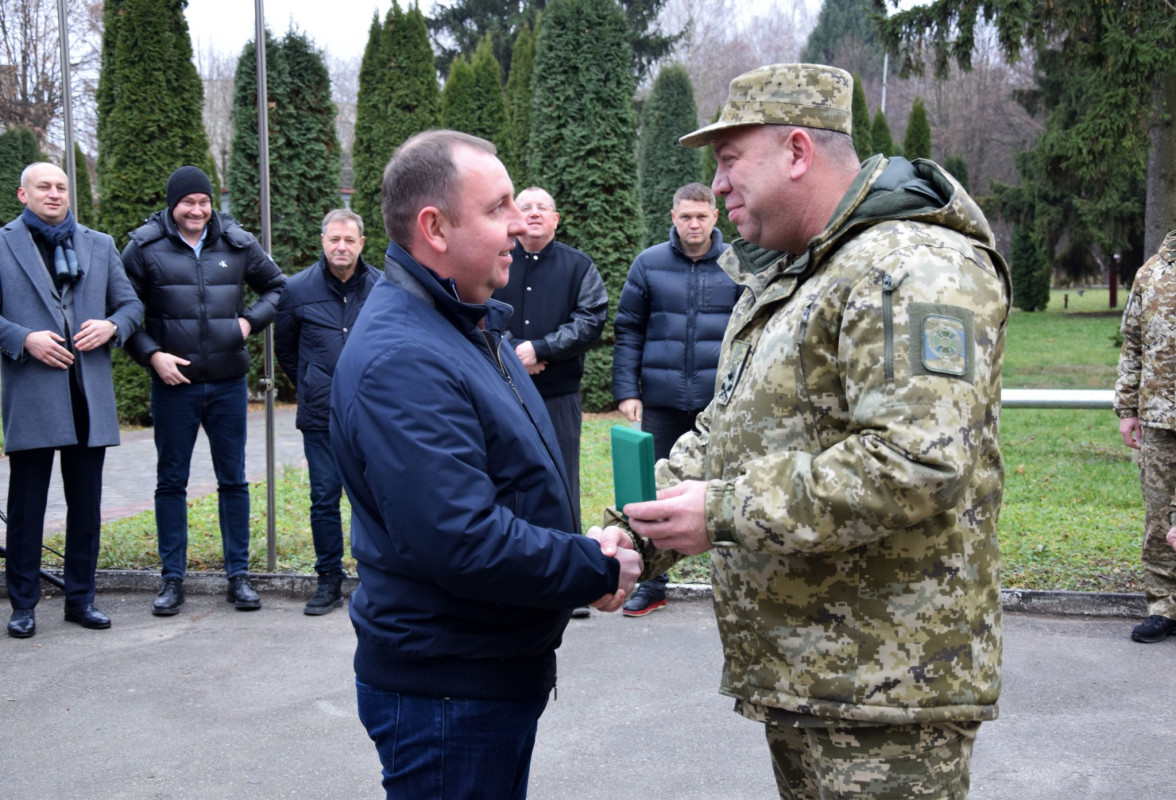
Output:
[639, 155, 1010, 725]
[1114, 231, 1176, 427]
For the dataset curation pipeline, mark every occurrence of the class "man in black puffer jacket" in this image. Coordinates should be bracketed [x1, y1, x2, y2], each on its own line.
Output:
[122, 166, 285, 617]
[612, 182, 740, 615]
[276, 209, 380, 616]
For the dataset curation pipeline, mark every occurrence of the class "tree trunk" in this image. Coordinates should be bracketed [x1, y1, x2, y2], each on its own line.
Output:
[1145, 70, 1176, 258]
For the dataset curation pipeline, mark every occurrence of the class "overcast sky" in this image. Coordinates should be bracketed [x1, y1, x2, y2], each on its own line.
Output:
[185, 1, 393, 61]
[182, 1, 829, 63]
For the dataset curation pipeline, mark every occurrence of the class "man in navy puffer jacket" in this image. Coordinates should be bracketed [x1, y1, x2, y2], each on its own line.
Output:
[330, 130, 641, 800]
[276, 208, 380, 616]
[612, 182, 740, 615]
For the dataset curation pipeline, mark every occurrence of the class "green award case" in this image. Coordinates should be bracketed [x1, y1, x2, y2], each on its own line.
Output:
[610, 425, 656, 514]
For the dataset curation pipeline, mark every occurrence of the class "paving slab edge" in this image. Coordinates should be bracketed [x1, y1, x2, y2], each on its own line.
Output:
[4, 570, 1145, 618]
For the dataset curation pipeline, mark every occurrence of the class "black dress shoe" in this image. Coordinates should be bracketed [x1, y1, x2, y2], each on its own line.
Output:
[227, 574, 261, 610]
[64, 603, 112, 630]
[153, 577, 185, 616]
[7, 608, 35, 638]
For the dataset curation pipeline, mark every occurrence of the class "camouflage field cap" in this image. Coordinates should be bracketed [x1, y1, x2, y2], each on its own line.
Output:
[680, 63, 853, 148]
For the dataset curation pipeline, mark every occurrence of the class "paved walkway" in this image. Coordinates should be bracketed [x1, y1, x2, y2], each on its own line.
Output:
[1, 595, 1170, 799]
[0, 403, 304, 543]
[1, 406, 1170, 797]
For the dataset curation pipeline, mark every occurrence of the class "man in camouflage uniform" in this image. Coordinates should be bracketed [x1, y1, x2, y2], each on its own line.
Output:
[1115, 229, 1176, 644]
[600, 63, 1009, 798]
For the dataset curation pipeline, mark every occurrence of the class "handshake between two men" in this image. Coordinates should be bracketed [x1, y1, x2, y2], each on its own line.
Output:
[587, 479, 712, 612]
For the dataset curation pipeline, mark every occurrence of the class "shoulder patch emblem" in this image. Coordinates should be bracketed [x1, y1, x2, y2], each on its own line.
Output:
[922, 314, 967, 375]
[909, 303, 975, 382]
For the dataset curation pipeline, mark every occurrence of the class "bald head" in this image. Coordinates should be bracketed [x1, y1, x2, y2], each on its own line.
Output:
[18, 162, 70, 226]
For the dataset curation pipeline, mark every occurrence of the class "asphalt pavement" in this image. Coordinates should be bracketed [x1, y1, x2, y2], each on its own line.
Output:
[1, 406, 1171, 798]
[1, 592, 1171, 799]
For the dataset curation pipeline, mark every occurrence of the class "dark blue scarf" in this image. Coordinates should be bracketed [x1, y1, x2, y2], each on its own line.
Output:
[22, 207, 79, 283]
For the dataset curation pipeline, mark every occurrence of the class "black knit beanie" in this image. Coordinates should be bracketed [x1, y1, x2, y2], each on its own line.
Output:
[166, 166, 213, 212]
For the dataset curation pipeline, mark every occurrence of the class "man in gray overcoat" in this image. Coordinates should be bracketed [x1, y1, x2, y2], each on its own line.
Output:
[0, 162, 142, 638]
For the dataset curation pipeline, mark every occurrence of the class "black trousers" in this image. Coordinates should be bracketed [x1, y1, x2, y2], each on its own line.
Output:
[542, 391, 583, 533]
[5, 441, 106, 609]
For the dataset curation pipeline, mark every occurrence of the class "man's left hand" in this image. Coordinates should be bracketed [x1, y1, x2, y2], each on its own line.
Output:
[238, 317, 252, 339]
[1167, 526, 1176, 552]
[73, 319, 117, 352]
[625, 480, 711, 555]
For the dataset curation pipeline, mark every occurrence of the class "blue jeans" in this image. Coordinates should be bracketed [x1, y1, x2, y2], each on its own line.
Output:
[151, 377, 250, 579]
[302, 429, 344, 576]
[355, 680, 548, 800]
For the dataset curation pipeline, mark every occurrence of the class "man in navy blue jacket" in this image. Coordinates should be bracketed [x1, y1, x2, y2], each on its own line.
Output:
[330, 130, 641, 800]
[276, 209, 379, 616]
[612, 182, 740, 615]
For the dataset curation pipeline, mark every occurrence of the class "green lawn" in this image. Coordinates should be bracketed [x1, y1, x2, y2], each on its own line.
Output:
[47, 288, 1152, 593]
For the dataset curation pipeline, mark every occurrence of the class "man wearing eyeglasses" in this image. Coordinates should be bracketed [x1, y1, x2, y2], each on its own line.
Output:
[492, 187, 608, 550]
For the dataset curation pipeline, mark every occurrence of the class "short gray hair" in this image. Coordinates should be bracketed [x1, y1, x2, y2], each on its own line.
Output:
[381, 129, 497, 245]
[20, 161, 64, 188]
[516, 186, 557, 213]
[776, 125, 859, 166]
[321, 208, 364, 236]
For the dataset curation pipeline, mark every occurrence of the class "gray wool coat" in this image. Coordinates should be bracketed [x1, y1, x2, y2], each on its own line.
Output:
[0, 216, 143, 453]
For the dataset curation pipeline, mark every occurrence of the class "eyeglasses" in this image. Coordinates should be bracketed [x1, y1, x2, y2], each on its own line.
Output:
[518, 203, 554, 213]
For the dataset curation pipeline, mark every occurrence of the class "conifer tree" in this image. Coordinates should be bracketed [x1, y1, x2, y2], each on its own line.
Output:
[903, 97, 931, 161]
[0, 126, 42, 224]
[529, 0, 642, 411]
[802, 0, 887, 82]
[228, 29, 340, 275]
[1011, 223, 1050, 312]
[875, 0, 1176, 259]
[443, 38, 513, 171]
[850, 74, 873, 160]
[442, 56, 477, 130]
[637, 63, 702, 249]
[943, 154, 969, 192]
[504, 21, 535, 185]
[96, 0, 210, 246]
[69, 144, 95, 228]
[352, 11, 391, 252]
[471, 37, 513, 174]
[227, 29, 340, 400]
[871, 108, 897, 157]
[352, 2, 440, 257]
